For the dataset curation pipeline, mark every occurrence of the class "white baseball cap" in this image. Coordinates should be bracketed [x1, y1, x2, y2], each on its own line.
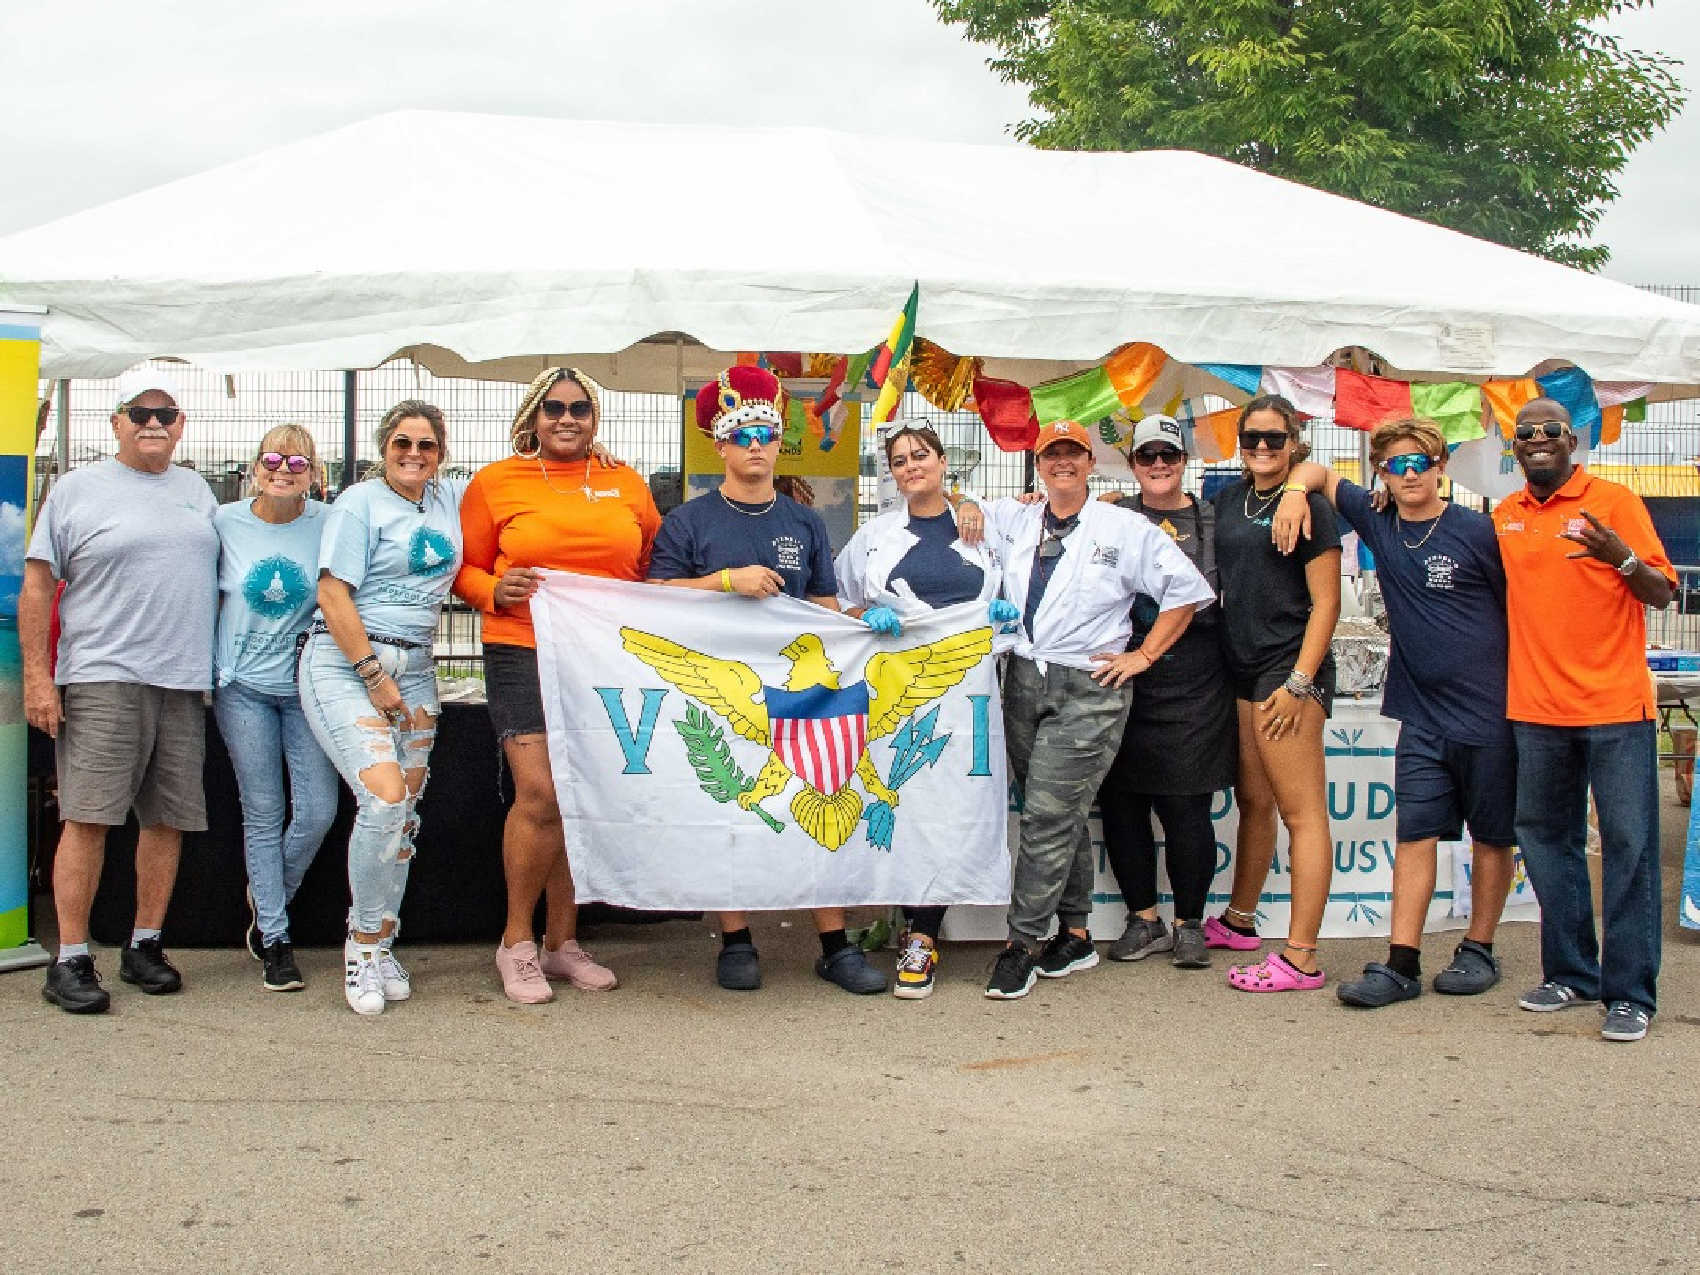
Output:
[1128, 413, 1188, 456]
[115, 368, 184, 410]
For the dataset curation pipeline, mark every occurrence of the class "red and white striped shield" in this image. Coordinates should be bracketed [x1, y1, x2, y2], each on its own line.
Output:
[765, 683, 871, 795]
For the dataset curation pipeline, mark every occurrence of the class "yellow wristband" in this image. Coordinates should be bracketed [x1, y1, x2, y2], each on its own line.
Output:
[720, 568, 733, 593]
[1283, 482, 1307, 493]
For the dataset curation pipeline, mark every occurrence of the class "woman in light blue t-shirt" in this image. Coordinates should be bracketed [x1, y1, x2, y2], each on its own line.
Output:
[213, 424, 339, 995]
[298, 400, 464, 1017]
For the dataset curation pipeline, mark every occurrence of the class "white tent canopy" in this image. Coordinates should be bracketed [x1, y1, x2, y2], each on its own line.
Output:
[4, 110, 1700, 394]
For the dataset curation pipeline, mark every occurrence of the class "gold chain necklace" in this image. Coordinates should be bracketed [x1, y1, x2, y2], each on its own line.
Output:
[718, 488, 776, 517]
[1244, 483, 1284, 521]
[536, 455, 597, 502]
[1398, 505, 1446, 550]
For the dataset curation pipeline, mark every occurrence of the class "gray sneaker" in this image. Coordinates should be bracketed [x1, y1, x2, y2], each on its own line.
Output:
[1170, 921, 1210, 969]
[1517, 981, 1591, 1012]
[1601, 1001, 1651, 1042]
[1108, 915, 1173, 962]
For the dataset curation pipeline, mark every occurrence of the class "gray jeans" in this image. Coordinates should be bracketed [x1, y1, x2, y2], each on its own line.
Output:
[1003, 657, 1133, 945]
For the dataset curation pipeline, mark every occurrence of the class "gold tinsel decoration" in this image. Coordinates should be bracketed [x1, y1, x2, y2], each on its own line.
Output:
[805, 352, 843, 378]
[910, 338, 981, 412]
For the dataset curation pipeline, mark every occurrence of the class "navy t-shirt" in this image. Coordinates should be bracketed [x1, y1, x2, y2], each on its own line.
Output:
[648, 488, 836, 600]
[889, 510, 984, 607]
[1335, 480, 1510, 745]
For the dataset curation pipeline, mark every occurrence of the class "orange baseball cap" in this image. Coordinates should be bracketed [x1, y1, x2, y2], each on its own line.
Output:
[1033, 419, 1094, 456]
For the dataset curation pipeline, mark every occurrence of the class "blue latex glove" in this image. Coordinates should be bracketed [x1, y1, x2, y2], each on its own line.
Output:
[862, 606, 903, 636]
[987, 599, 1020, 627]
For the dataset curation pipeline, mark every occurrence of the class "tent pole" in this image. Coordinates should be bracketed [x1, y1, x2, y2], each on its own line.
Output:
[55, 379, 70, 480]
[341, 370, 357, 494]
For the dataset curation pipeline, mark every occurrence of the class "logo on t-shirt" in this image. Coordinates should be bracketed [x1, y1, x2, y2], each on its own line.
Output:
[408, 526, 456, 577]
[1423, 554, 1458, 591]
[772, 534, 805, 572]
[1089, 543, 1120, 568]
[242, 555, 312, 619]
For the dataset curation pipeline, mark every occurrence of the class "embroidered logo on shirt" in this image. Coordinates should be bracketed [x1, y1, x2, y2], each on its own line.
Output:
[773, 534, 804, 572]
[241, 555, 312, 619]
[1423, 554, 1458, 591]
[1499, 520, 1524, 533]
[1089, 543, 1120, 568]
[408, 526, 456, 577]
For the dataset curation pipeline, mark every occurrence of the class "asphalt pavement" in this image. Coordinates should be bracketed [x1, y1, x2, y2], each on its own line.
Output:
[4, 780, 1697, 1273]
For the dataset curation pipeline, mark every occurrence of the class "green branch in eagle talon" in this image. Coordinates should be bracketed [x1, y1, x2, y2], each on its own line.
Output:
[674, 703, 784, 834]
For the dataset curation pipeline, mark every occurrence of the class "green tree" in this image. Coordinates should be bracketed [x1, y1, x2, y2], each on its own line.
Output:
[929, 0, 1684, 269]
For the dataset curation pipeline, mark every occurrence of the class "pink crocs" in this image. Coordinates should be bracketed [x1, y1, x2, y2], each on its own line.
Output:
[1227, 952, 1326, 993]
[540, 939, 618, 991]
[496, 940, 554, 1005]
[1203, 914, 1262, 951]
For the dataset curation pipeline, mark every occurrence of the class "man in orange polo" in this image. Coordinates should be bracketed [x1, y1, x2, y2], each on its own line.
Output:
[1494, 397, 1675, 1042]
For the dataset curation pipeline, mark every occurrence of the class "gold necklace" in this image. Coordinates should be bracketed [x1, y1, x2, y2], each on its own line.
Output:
[1398, 505, 1446, 550]
[719, 488, 776, 517]
[1244, 482, 1284, 521]
[536, 455, 598, 502]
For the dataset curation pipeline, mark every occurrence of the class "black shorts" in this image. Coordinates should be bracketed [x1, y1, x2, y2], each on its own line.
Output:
[1393, 724, 1517, 845]
[1230, 653, 1336, 717]
[484, 643, 548, 740]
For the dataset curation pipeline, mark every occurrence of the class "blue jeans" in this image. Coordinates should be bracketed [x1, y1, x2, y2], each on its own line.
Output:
[213, 681, 341, 944]
[298, 633, 440, 938]
[1511, 720, 1662, 1014]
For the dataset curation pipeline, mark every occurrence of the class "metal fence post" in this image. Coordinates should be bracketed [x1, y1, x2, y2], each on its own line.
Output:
[341, 369, 357, 494]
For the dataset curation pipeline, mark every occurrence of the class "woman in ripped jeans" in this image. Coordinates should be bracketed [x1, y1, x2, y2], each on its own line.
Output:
[299, 400, 465, 1015]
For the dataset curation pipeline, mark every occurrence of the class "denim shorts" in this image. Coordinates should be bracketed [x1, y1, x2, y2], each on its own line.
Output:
[1394, 724, 1517, 845]
[483, 642, 547, 740]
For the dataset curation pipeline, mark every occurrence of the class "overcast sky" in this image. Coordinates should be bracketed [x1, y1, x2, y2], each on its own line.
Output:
[0, 0, 1694, 283]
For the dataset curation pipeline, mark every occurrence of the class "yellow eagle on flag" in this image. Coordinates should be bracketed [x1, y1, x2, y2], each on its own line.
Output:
[619, 626, 993, 851]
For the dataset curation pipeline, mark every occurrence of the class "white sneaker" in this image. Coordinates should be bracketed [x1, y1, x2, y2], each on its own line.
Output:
[344, 943, 385, 1016]
[376, 946, 411, 1001]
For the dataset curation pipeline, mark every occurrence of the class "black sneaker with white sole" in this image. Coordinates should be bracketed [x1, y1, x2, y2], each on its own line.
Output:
[262, 941, 305, 992]
[1037, 930, 1100, 979]
[984, 943, 1039, 999]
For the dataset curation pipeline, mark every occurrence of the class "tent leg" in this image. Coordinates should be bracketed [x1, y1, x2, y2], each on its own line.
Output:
[341, 370, 358, 495]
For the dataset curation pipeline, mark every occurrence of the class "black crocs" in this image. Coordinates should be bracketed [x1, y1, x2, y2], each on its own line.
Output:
[1433, 939, 1501, 995]
[1336, 961, 1421, 1008]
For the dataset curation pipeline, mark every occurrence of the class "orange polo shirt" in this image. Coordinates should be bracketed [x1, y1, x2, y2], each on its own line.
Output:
[1493, 467, 1674, 726]
[455, 455, 662, 649]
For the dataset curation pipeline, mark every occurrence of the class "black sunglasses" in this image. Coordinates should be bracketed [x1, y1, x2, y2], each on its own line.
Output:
[125, 405, 180, 427]
[539, 399, 594, 422]
[1239, 429, 1290, 451]
[1514, 421, 1570, 441]
[1133, 445, 1186, 466]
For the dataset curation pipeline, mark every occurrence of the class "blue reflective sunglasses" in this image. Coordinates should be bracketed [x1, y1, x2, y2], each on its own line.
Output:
[1380, 453, 1437, 477]
[728, 425, 778, 448]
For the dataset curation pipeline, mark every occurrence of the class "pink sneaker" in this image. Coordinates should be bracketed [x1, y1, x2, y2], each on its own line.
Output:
[1203, 914, 1262, 951]
[539, 939, 618, 991]
[495, 940, 554, 1004]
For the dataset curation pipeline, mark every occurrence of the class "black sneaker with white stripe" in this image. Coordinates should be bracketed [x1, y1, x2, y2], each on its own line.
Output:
[1601, 1001, 1650, 1042]
[984, 943, 1039, 1000]
[1037, 930, 1099, 979]
[1517, 981, 1590, 1012]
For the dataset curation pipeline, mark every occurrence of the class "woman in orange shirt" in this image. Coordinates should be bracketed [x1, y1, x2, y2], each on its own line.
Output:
[455, 367, 661, 1005]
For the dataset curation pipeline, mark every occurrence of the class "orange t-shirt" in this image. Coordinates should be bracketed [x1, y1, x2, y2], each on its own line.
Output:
[454, 455, 662, 649]
[1493, 467, 1674, 726]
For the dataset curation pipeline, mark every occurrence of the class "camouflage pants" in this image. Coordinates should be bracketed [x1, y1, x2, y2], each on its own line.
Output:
[1003, 657, 1133, 945]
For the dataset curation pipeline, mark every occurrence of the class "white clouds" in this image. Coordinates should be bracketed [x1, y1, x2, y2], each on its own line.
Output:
[0, 502, 23, 575]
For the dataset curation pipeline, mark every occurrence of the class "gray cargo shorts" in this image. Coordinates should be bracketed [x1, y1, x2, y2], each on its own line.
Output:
[55, 681, 209, 830]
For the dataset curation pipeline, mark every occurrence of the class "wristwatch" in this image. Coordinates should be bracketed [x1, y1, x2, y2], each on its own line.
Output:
[1617, 553, 1640, 578]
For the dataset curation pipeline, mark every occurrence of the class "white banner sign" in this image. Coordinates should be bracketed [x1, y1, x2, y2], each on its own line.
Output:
[533, 574, 1011, 912]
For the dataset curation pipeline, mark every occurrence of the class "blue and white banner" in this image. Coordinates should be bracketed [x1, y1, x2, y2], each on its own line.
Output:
[533, 574, 1011, 912]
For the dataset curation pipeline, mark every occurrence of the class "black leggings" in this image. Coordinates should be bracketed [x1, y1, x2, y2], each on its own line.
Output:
[903, 906, 946, 940]
[1099, 791, 1217, 922]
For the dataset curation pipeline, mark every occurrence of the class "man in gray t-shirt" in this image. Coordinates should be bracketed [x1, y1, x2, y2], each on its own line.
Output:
[22, 368, 219, 1014]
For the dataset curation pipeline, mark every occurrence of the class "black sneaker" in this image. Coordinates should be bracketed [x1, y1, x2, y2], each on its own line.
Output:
[1037, 930, 1100, 979]
[243, 887, 264, 962]
[984, 943, 1039, 999]
[42, 956, 110, 1014]
[262, 940, 305, 992]
[119, 938, 183, 995]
